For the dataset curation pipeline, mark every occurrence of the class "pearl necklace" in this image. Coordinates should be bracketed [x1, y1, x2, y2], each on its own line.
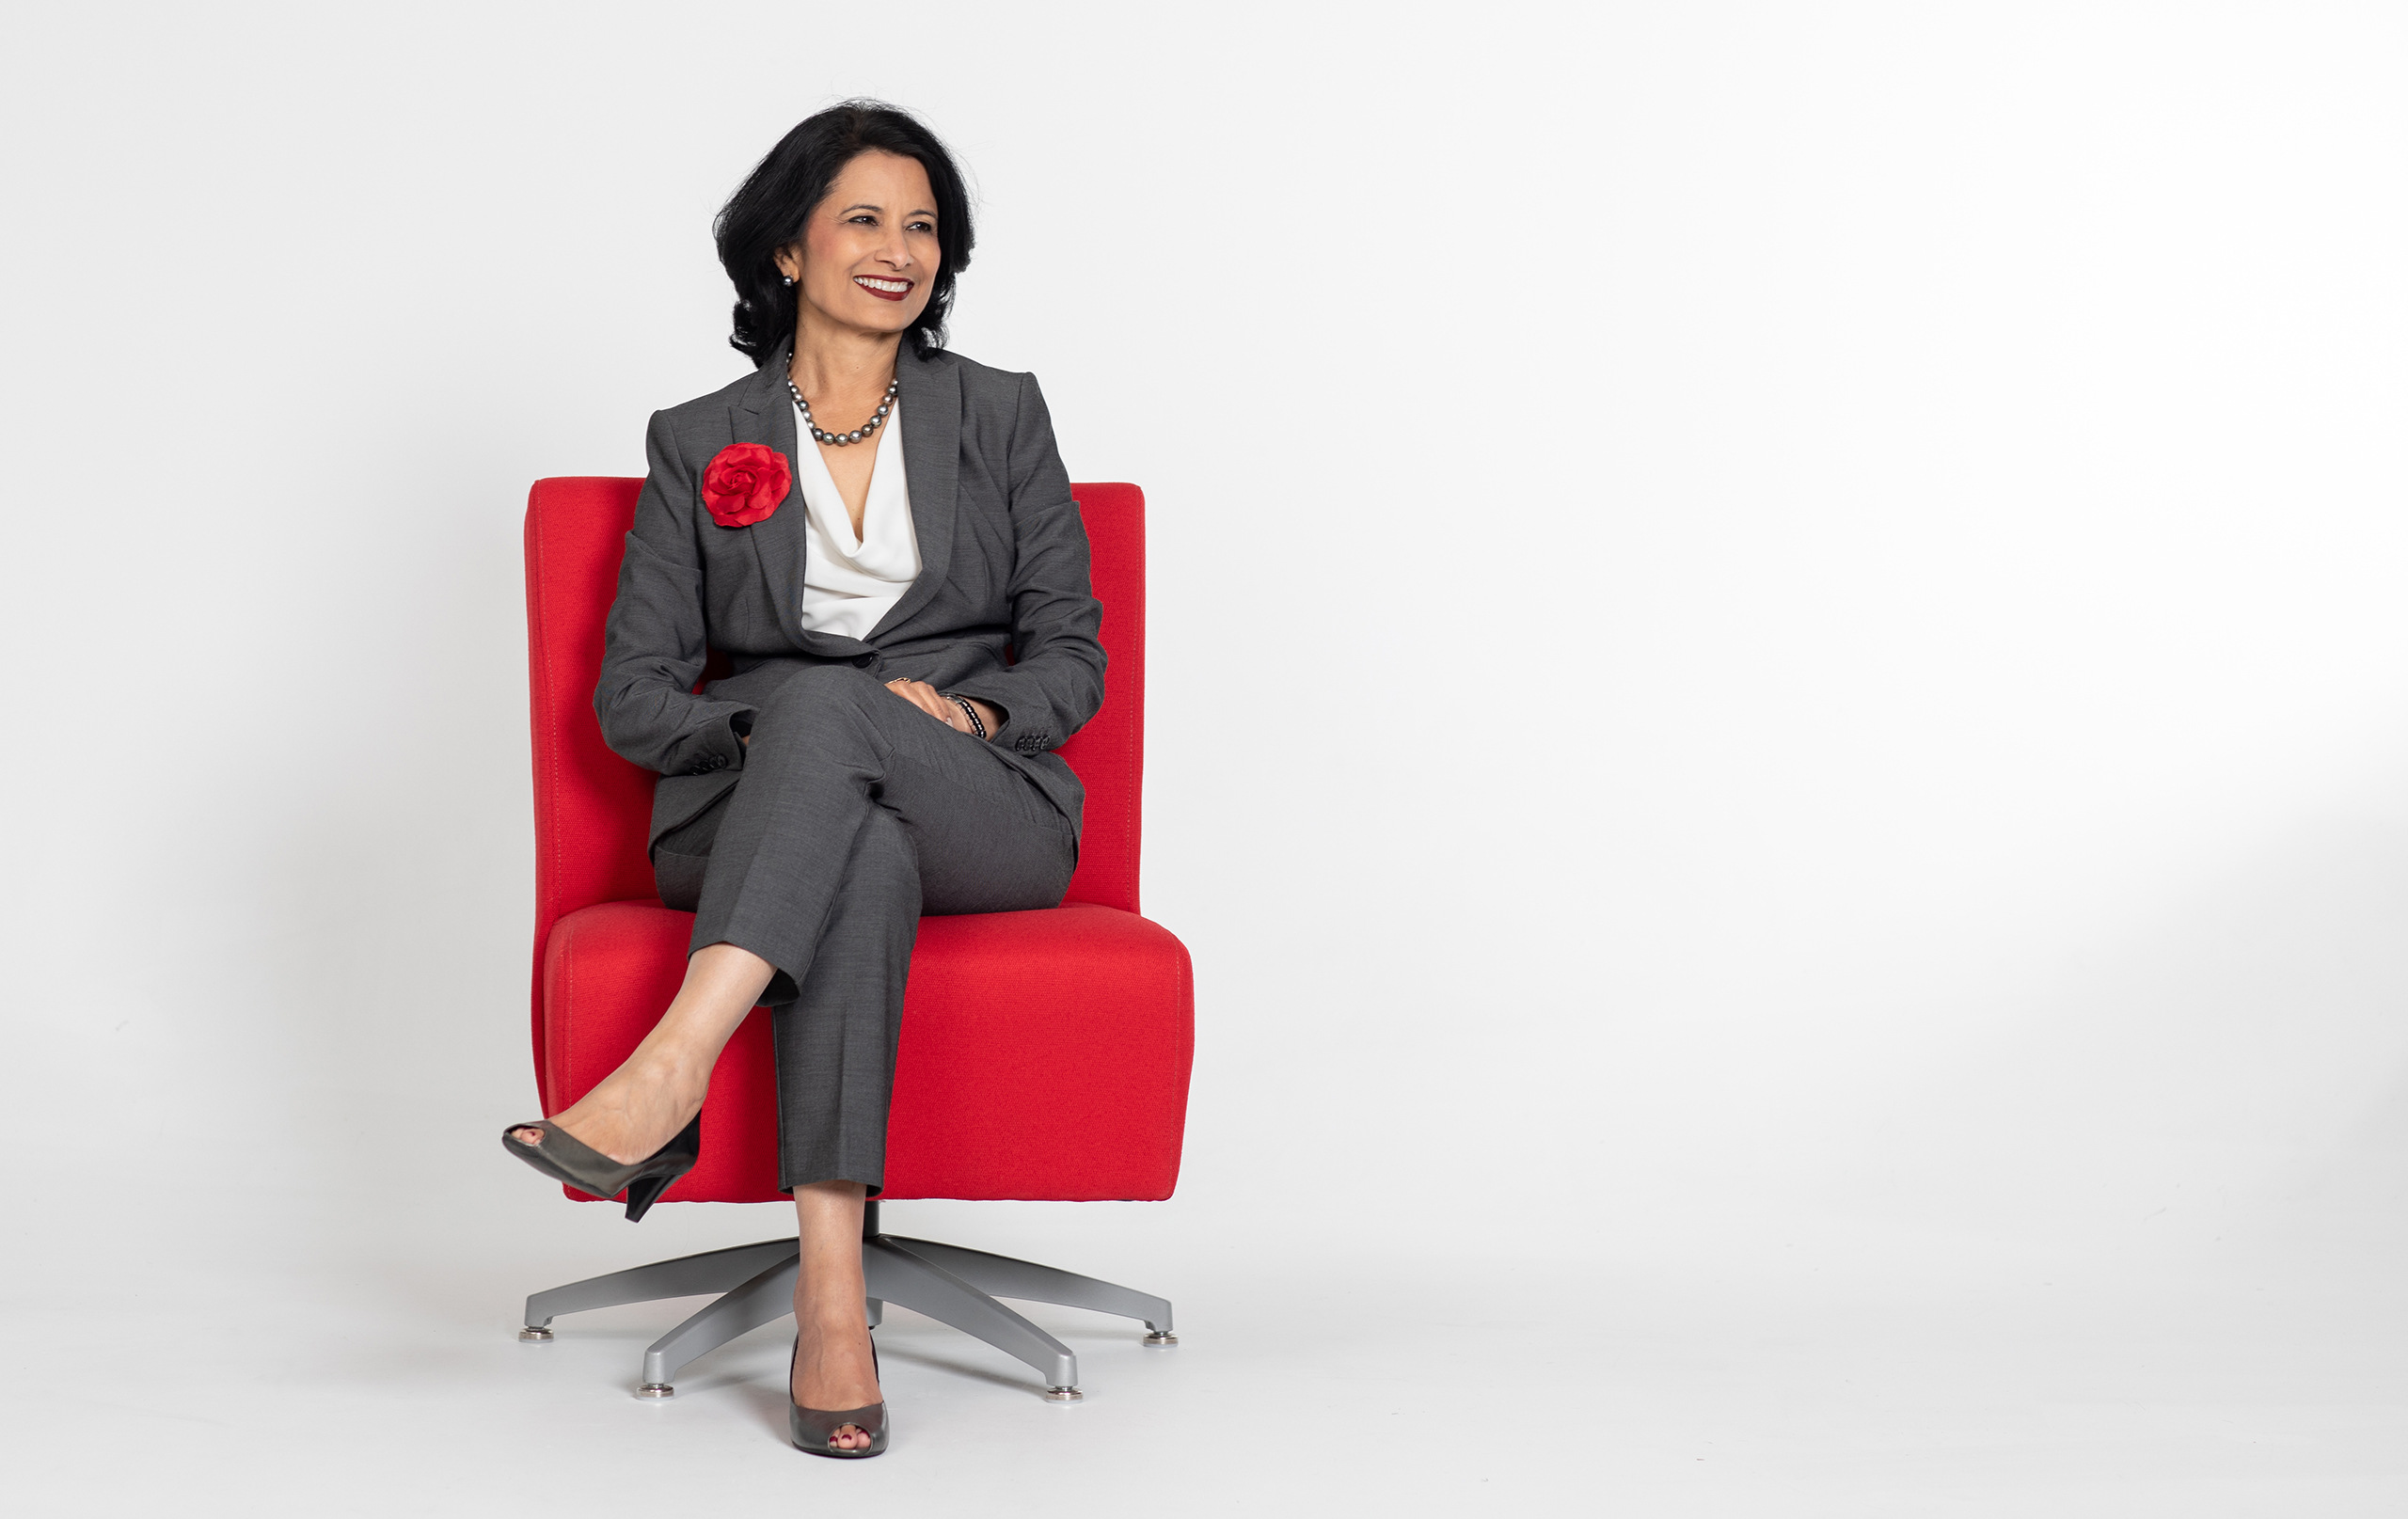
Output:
[786, 373, 899, 447]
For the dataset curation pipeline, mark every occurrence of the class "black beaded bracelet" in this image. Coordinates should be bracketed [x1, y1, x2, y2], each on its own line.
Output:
[948, 695, 987, 740]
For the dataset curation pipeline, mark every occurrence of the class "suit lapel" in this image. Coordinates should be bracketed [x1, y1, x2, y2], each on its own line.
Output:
[867, 343, 958, 638]
[729, 341, 815, 654]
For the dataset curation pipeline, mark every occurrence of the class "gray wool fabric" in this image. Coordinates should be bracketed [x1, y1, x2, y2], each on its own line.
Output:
[594, 340, 1106, 1195]
[654, 667, 1074, 1194]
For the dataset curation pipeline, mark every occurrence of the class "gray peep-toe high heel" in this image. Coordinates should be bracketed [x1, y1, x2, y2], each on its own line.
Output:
[499, 1114, 700, 1223]
[789, 1334, 888, 1458]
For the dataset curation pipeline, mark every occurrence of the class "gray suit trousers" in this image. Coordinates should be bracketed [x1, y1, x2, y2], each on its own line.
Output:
[651, 665, 1078, 1195]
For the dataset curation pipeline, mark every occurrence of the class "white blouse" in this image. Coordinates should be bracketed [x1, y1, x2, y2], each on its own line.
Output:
[795, 400, 921, 639]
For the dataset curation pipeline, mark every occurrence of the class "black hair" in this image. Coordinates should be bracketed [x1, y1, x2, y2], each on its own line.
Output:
[714, 101, 975, 363]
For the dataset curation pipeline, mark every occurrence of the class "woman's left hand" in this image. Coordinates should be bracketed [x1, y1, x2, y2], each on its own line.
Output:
[884, 679, 999, 740]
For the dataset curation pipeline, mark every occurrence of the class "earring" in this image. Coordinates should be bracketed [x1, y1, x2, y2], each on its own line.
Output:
[782, 275, 794, 288]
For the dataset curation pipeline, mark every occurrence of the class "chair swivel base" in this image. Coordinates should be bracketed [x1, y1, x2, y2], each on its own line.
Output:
[516, 1205, 1176, 1402]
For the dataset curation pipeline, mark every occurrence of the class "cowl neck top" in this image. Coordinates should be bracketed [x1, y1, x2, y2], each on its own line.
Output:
[794, 398, 921, 639]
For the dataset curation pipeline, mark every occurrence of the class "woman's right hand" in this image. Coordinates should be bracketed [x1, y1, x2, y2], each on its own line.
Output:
[885, 678, 977, 736]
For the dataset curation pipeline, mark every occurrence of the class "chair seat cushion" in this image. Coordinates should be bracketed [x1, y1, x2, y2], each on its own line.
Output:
[541, 899, 1195, 1203]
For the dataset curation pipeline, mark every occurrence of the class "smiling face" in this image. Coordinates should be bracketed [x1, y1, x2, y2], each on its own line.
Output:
[774, 150, 942, 342]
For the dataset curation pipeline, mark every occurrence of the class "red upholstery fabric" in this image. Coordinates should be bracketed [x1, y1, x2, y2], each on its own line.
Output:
[544, 901, 1193, 1201]
[522, 477, 1191, 1203]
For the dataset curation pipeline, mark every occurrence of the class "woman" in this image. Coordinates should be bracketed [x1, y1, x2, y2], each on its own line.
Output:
[501, 101, 1104, 1459]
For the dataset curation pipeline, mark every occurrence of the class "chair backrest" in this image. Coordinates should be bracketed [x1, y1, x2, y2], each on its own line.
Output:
[522, 478, 1148, 1069]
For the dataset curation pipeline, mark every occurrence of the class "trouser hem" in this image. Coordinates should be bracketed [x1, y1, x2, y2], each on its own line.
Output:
[689, 916, 810, 1006]
[781, 1165, 887, 1197]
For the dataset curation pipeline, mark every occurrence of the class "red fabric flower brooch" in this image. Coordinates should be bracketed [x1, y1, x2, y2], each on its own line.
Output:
[701, 443, 791, 528]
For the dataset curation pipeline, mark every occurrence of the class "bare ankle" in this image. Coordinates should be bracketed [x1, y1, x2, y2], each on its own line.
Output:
[800, 1305, 868, 1334]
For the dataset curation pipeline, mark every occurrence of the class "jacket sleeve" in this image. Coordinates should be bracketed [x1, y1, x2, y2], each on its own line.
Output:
[945, 372, 1108, 753]
[593, 410, 754, 777]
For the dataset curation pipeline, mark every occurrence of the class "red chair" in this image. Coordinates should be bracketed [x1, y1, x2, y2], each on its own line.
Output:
[515, 478, 1194, 1401]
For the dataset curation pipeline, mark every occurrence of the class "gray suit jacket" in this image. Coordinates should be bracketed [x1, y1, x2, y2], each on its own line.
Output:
[595, 339, 1107, 850]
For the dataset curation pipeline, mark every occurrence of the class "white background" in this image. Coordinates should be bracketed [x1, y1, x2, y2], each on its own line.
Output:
[4, 3, 2405, 1512]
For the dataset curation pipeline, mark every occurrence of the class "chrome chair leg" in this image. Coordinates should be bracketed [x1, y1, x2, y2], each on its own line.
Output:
[638, 1253, 800, 1395]
[882, 1234, 1176, 1342]
[863, 1236, 1081, 1392]
[519, 1238, 798, 1335]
